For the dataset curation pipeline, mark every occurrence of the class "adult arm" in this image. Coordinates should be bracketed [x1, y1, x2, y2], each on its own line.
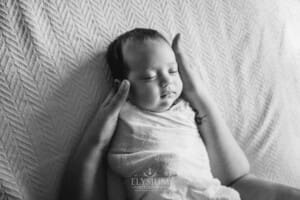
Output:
[172, 34, 249, 185]
[231, 174, 300, 200]
[172, 34, 300, 199]
[59, 80, 130, 200]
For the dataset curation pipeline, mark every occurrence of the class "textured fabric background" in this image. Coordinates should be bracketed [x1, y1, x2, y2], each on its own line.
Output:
[1, 0, 300, 199]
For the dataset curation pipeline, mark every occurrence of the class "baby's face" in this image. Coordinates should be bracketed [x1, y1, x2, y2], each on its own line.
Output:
[122, 39, 183, 112]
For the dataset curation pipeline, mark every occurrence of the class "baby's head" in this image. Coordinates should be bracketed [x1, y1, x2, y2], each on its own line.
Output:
[106, 28, 183, 112]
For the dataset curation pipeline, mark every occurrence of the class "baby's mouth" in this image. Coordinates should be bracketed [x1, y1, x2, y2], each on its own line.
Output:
[161, 91, 176, 98]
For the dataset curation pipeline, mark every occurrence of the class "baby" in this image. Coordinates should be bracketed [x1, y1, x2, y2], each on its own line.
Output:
[106, 28, 240, 200]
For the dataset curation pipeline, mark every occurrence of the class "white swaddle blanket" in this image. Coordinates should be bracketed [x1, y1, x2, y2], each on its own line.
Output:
[108, 99, 240, 200]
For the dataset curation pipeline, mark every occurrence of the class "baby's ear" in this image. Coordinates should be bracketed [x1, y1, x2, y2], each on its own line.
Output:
[113, 79, 121, 87]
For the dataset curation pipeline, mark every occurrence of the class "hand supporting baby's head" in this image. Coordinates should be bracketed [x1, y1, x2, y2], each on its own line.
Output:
[106, 28, 183, 112]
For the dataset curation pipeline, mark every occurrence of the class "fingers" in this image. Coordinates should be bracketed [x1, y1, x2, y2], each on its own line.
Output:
[172, 33, 190, 73]
[102, 88, 115, 106]
[110, 80, 130, 112]
[172, 33, 185, 65]
[102, 79, 122, 106]
[172, 33, 181, 53]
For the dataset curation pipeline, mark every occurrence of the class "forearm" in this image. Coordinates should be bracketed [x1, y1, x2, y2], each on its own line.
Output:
[60, 117, 110, 200]
[62, 145, 107, 200]
[191, 93, 249, 185]
[59, 80, 129, 200]
[231, 174, 300, 200]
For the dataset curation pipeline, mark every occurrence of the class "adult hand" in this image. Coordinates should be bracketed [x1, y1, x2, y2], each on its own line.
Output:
[172, 34, 250, 185]
[59, 79, 130, 200]
[171, 34, 211, 111]
[89, 79, 130, 149]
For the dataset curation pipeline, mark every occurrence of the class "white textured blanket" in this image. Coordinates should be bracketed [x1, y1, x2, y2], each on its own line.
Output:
[1, 0, 300, 199]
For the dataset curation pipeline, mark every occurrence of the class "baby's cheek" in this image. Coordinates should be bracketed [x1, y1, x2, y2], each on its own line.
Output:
[132, 85, 154, 103]
[139, 88, 156, 103]
[174, 78, 183, 94]
[131, 82, 145, 95]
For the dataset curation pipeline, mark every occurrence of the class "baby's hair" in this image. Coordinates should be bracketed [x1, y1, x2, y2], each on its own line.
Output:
[106, 28, 169, 80]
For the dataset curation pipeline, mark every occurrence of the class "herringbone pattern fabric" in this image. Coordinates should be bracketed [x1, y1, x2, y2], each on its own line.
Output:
[1, 0, 300, 199]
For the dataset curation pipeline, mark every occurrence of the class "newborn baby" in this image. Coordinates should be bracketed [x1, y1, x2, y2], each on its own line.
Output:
[106, 28, 240, 200]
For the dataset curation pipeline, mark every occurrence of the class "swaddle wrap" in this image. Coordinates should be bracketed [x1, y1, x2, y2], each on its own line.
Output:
[108, 99, 240, 200]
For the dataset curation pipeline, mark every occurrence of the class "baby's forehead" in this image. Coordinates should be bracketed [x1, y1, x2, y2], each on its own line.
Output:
[123, 37, 169, 49]
[122, 37, 176, 72]
[122, 38, 173, 63]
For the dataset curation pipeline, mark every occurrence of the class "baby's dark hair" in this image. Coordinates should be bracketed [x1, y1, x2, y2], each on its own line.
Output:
[106, 28, 169, 80]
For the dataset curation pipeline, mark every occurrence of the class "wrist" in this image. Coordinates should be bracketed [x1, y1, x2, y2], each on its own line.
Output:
[93, 114, 118, 147]
[187, 92, 215, 114]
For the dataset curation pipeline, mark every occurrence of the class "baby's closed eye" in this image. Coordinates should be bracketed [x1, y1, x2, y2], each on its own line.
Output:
[169, 69, 178, 74]
[141, 75, 157, 81]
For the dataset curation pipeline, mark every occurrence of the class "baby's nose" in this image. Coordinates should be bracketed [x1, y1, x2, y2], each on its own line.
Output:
[160, 75, 171, 88]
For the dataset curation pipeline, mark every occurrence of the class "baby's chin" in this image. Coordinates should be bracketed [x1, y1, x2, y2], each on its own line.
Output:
[131, 98, 180, 113]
